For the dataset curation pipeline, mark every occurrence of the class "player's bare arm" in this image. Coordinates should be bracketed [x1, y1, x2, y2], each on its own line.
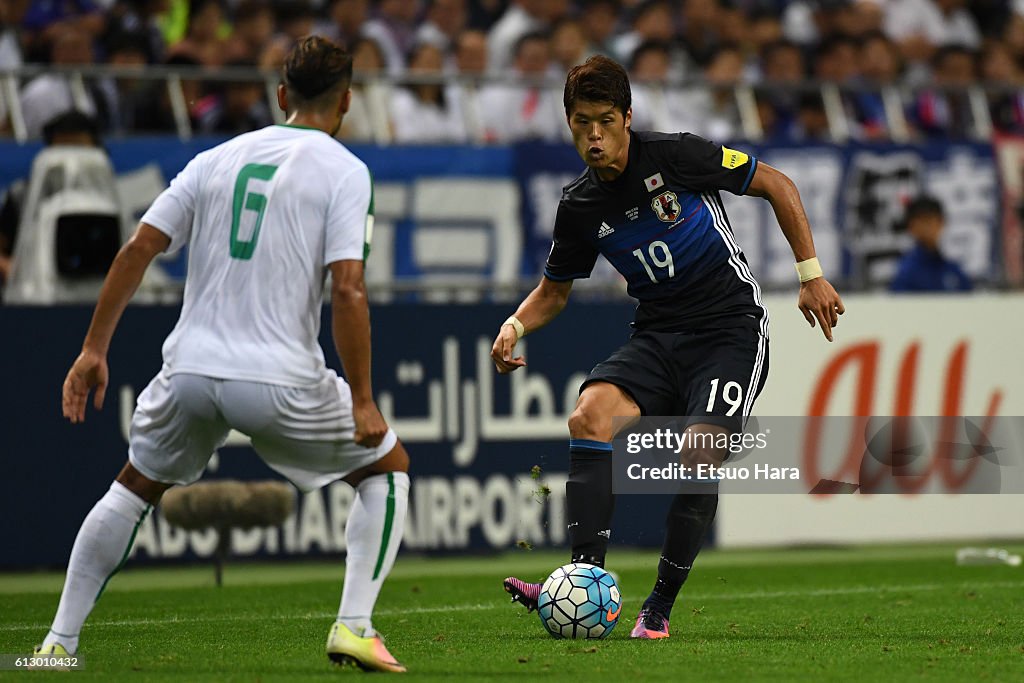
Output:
[62, 223, 170, 424]
[329, 259, 387, 447]
[746, 163, 846, 342]
[491, 276, 573, 374]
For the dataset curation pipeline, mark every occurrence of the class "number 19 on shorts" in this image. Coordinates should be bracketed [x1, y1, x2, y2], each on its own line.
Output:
[706, 378, 743, 417]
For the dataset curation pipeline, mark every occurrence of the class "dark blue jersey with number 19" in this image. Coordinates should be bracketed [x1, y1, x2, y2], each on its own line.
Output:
[544, 130, 768, 336]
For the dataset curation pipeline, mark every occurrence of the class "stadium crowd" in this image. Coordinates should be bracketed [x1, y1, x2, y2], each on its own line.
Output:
[0, 0, 1022, 142]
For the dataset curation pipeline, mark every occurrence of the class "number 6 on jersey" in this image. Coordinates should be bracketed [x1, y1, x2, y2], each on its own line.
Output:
[230, 163, 278, 260]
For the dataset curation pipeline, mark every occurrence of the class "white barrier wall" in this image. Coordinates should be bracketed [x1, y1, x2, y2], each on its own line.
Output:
[717, 293, 1024, 547]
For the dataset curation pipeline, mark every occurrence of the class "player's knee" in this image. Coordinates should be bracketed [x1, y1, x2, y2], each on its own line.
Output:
[116, 461, 172, 505]
[389, 442, 410, 473]
[568, 403, 608, 441]
[344, 442, 409, 487]
[377, 440, 409, 474]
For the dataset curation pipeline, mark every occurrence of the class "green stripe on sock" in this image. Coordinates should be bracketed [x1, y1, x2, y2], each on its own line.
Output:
[371, 473, 396, 581]
[94, 505, 150, 603]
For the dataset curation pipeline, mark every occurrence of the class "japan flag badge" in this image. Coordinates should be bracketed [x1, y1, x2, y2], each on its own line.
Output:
[645, 172, 665, 192]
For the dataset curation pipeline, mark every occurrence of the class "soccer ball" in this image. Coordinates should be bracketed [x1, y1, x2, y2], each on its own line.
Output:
[537, 563, 622, 639]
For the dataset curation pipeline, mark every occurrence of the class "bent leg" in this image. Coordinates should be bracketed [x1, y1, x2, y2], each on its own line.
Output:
[643, 327, 768, 621]
[43, 371, 224, 653]
[234, 375, 411, 639]
[42, 462, 170, 654]
[566, 381, 640, 567]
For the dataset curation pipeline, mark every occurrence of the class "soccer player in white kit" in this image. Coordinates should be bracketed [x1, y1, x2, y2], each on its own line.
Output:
[36, 36, 410, 673]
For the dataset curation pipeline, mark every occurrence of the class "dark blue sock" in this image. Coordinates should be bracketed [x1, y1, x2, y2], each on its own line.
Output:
[644, 493, 719, 618]
[643, 579, 679, 618]
[566, 439, 614, 568]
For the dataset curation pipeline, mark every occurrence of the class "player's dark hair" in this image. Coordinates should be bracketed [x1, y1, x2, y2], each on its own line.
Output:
[564, 55, 631, 117]
[283, 35, 353, 108]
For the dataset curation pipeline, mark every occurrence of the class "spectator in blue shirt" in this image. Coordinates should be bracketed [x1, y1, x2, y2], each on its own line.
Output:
[890, 196, 973, 293]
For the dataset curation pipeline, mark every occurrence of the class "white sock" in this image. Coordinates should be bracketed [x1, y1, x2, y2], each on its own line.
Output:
[338, 471, 409, 637]
[42, 481, 150, 654]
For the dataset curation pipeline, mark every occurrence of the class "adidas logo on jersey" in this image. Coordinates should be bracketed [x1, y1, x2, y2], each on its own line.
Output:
[597, 222, 615, 239]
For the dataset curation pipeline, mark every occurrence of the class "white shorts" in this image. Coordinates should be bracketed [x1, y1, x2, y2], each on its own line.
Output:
[128, 370, 398, 492]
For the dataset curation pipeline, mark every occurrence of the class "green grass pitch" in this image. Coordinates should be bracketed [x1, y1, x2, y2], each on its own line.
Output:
[1, 544, 1022, 681]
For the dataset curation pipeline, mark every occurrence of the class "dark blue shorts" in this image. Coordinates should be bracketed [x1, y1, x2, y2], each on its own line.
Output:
[581, 327, 769, 433]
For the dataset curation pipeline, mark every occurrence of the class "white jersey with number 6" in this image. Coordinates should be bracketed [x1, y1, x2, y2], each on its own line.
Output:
[141, 124, 372, 387]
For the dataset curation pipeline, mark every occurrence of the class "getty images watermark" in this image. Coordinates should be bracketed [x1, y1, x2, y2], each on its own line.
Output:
[623, 427, 785, 483]
[611, 416, 1024, 494]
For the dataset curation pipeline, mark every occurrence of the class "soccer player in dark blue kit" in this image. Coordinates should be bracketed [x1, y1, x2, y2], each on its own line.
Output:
[492, 56, 845, 639]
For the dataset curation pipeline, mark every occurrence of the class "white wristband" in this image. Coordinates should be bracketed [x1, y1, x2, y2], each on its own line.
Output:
[795, 257, 823, 283]
[503, 315, 526, 340]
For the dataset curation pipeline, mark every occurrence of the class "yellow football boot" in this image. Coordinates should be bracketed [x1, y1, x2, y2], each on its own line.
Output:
[29, 642, 73, 670]
[326, 621, 406, 673]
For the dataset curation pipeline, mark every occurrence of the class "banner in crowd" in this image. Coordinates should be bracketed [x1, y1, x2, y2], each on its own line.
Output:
[0, 138, 1004, 288]
[2, 295, 1022, 567]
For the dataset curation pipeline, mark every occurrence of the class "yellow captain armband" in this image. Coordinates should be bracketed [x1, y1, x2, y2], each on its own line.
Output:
[503, 315, 526, 340]
[795, 257, 823, 283]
